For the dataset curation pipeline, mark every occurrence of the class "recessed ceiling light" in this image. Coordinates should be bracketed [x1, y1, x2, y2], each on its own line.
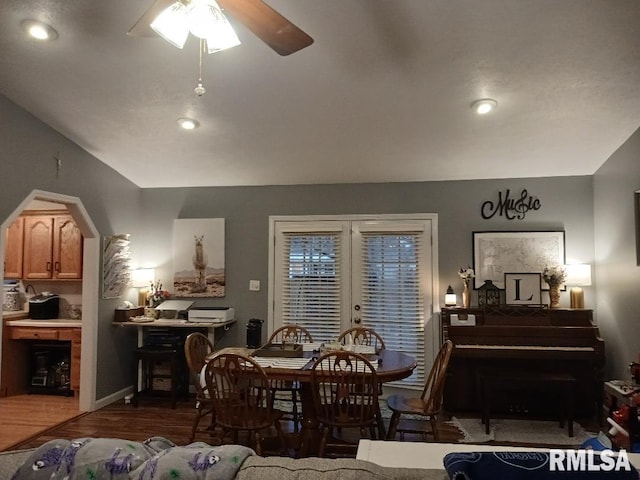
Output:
[177, 117, 200, 130]
[21, 19, 58, 41]
[471, 98, 498, 115]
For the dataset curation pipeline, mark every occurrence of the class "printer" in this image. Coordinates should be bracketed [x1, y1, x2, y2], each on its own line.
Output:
[187, 307, 235, 324]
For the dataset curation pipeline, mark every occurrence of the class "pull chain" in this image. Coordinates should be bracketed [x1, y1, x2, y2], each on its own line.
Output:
[194, 39, 206, 96]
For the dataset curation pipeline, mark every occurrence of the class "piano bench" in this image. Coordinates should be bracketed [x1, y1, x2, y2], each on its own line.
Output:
[479, 370, 576, 437]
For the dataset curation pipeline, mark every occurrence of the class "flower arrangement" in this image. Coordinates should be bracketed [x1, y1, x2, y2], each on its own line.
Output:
[148, 281, 171, 307]
[458, 266, 475, 286]
[542, 265, 566, 286]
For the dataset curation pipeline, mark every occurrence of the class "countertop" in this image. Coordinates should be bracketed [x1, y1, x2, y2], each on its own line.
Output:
[114, 318, 236, 328]
[5, 318, 82, 328]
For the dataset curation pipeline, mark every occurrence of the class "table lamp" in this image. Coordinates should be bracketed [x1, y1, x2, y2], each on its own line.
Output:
[565, 264, 592, 309]
[131, 268, 155, 306]
[445, 285, 457, 306]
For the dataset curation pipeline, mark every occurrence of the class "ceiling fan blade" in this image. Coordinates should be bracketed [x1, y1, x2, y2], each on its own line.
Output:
[127, 0, 176, 37]
[217, 0, 313, 56]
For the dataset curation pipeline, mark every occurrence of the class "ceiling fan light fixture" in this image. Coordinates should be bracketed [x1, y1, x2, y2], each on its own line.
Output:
[471, 98, 498, 115]
[21, 19, 58, 41]
[177, 117, 200, 130]
[151, 0, 240, 53]
[190, 0, 241, 53]
[150, 2, 190, 49]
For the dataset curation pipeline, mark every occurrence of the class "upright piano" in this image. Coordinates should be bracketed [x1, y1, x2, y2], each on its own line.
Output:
[441, 306, 605, 418]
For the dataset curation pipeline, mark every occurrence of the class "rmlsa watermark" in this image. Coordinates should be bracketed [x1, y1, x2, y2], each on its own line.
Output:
[549, 449, 632, 472]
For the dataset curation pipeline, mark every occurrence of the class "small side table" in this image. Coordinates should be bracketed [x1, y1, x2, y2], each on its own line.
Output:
[603, 380, 639, 417]
[603, 380, 640, 451]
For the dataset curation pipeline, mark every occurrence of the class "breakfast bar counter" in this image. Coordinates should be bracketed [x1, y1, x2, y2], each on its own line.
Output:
[6, 318, 82, 328]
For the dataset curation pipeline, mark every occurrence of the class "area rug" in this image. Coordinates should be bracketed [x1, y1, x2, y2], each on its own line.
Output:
[447, 416, 595, 447]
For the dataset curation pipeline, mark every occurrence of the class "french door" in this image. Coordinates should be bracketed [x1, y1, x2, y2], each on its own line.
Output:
[269, 215, 438, 387]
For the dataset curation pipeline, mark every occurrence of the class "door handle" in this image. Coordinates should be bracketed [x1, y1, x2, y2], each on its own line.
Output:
[353, 304, 361, 323]
[54, 261, 60, 272]
[46, 262, 52, 272]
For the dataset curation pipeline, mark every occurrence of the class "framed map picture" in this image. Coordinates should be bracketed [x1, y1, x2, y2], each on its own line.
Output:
[472, 231, 565, 290]
[173, 218, 225, 297]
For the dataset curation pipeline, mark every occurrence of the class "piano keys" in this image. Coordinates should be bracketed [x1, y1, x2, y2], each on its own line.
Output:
[441, 306, 605, 418]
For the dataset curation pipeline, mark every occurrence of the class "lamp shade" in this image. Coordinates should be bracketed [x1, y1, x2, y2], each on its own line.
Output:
[150, 2, 190, 49]
[190, 0, 241, 53]
[131, 268, 155, 288]
[565, 264, 592, 286]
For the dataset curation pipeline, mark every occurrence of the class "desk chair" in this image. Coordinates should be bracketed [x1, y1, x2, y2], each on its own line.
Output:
[386, 340, 454, 441]
[132, 345, 185, 409]
[310, 350, 379, 457]
[203, 352, 287, 456]
[184, 332, 215, 442]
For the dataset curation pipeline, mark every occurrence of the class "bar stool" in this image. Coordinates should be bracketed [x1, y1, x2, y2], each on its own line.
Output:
[131, 345, 184, 409]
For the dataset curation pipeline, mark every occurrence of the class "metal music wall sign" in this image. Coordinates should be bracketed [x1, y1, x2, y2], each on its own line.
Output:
[481, 188, 541, 220]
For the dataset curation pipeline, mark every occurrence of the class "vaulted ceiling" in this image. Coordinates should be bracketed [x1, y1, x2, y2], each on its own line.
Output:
[1, 0, 639, 188]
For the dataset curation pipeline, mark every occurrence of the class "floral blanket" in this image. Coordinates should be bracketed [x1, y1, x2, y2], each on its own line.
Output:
[11, 436, 254, 480]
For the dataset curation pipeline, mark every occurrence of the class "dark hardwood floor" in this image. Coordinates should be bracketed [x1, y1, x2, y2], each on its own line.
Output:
[5, 394, 601, 454]
[6, 395, 464, 453]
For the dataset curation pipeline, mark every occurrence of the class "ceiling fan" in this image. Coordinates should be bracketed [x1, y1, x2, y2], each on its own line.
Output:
[128, 0, 314, 56]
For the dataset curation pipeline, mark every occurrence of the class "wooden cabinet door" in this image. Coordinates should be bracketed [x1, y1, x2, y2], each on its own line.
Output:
[53, 215, 83, 279]
[23, 216, 54, 280]
[70, 328, 81, 392]
[4, 217, 24, 279]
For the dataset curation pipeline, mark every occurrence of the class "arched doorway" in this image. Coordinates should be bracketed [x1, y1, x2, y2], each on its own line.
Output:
[0, 189, 99, 412]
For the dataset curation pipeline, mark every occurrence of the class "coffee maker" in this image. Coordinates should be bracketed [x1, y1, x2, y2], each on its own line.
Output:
[31, 351, 50, 386]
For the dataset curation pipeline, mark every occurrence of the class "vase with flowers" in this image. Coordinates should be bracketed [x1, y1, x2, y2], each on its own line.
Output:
[145, 281, 171, 318]
[458, 266, 475, 308]
[543, 265, 566, 308]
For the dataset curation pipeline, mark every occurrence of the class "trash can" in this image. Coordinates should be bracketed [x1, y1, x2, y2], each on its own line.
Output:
[246, 318, 264, 348]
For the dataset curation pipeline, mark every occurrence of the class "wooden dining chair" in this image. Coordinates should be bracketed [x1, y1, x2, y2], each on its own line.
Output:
[184, 332, 215, 442]
[386, 340, 454, 441]
[202, 352, 288, 456]
[338, 326, 386, 437]
[310, 350, 379, 457]
[338, 327, 386, 351]
[266, 324, 314, 432]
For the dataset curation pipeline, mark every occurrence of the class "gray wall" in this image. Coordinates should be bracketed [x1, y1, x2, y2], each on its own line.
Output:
[594, 126, 640, 379]
[0, 93, 143, 399]
[6, 88, 629, 403]
[140, 176, 595, 349]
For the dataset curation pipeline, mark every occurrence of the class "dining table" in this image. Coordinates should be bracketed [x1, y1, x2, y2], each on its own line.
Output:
[205, 345, 417, 456]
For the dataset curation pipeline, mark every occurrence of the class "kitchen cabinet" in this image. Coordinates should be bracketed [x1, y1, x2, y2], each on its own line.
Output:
[4, 217, 24, 279]
[22, 213, 83, 280]
[0, 315, 28, 397]
[1, 323, 81, 396]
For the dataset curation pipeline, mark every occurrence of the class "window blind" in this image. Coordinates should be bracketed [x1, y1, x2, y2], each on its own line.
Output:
[358, 232, 425, 386]
[280, 233, 342, 343]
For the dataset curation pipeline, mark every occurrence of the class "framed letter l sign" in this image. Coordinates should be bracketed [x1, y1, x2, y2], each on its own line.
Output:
[504, 272, 542, 305]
